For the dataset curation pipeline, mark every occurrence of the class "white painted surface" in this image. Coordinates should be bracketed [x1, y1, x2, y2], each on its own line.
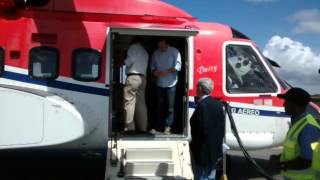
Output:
[0, 88, 44, 146]
[226, 132, 274, 149]
[0, 73, 109, 150]
[225, 102, 290, 150]
[42, 96, 87, 145]
[187, 36, 194, 90]
[0, 87, 88, 149]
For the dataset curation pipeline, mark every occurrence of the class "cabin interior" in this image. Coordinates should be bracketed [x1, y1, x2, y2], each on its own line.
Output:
[110, 34, 189, 137]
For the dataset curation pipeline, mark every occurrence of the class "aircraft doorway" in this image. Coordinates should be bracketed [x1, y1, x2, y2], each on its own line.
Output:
[108, 28, 197, 138]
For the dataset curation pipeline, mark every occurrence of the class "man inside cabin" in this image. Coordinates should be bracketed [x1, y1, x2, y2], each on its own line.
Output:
[150, 38, 181, 135]
[123, 37, 149, 132]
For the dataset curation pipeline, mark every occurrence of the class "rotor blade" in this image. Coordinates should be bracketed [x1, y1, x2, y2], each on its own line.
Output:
[265, 57, 280, 68]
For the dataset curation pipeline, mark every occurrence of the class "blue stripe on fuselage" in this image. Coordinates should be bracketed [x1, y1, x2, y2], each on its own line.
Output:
[2, 71, 109, 96]
[188, 101, 288, 118]
[1, 71, 288, 118]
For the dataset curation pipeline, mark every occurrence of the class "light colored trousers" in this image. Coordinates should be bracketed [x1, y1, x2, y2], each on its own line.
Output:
[123, 75, 148, 131]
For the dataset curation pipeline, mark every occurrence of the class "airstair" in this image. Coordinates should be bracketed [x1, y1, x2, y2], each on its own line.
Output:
[106, 140, 193, 180]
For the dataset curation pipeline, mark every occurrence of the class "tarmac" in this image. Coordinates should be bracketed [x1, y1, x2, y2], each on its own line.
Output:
[0, 148, 284, 180]
[227, 147, 284, 180]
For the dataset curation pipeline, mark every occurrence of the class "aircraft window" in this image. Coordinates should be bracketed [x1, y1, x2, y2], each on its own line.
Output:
[0, 47, 4, 75]
[72, 48, 101, 82]
[29, 47, 59, 80]
[226, 45, 278, 93]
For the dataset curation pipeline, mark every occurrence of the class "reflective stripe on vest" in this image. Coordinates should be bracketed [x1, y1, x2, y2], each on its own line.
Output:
[280, 114, 320, 180]
[311, 141, 320, 170]
[281, 168, 316, 180]
[281, 116, 308, 162]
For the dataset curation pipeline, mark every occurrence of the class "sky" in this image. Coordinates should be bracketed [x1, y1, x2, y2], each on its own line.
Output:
[162, 0, 320, 94]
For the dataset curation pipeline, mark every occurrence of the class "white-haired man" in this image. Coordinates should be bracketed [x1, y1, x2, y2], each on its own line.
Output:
[190, 78, 225, 180]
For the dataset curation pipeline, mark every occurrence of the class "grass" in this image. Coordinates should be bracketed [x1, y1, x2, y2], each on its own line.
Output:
[312, 98, 320, 106]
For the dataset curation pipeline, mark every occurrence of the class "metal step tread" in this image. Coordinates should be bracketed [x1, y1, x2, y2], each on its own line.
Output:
[125, 161, 174, 177]
[126, 148, 173, 161]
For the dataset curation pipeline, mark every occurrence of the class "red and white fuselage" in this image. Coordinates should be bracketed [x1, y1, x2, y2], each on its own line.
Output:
[0, 0, 318, 179]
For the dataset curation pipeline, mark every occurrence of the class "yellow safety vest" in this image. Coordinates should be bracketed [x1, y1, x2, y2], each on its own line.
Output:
[280, 114, 320, 180]
[311, 140, 320, 180]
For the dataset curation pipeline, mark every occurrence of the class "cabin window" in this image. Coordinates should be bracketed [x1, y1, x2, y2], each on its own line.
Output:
[226, 45, 278, 93]
[0, 47, 4, 75]
[29, 47, 59, 80]
[72, 48, 101, 82]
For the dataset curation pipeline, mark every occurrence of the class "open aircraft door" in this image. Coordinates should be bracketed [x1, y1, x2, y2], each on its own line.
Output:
[106, 27, 198, 136]
[105, 27, 198, 179]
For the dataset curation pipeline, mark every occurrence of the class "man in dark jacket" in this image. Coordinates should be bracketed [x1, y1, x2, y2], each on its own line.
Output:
[190, 78, 225, 180]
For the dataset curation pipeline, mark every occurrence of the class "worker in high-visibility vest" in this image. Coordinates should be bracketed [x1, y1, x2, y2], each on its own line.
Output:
[270, 87, 320, 180]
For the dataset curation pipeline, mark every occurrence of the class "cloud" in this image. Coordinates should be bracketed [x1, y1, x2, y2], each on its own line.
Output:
[263, 36, 320, 94]
[289, 9, 320, 34]
[245, 0, 276, 4]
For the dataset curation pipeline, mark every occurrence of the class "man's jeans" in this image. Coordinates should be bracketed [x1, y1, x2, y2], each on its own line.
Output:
[192, 162, 216, 180]
[157, 86, 176, 128]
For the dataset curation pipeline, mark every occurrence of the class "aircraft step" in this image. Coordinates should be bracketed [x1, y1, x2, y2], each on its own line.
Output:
[126, 148, 172, 161]
[125, 161, 174, 177]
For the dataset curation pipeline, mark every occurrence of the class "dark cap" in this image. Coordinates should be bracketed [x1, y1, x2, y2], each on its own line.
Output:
[277, 87, 311, 107]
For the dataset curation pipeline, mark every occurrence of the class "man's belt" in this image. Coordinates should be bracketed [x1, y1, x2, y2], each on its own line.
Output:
[127, 73, 145, 77]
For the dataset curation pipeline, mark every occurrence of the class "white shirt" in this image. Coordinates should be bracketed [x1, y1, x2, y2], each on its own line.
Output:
[125, 43, 149, 76]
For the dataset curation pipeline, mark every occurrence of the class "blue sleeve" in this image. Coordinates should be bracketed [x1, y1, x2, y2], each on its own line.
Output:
[298, 124, 320, 160]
